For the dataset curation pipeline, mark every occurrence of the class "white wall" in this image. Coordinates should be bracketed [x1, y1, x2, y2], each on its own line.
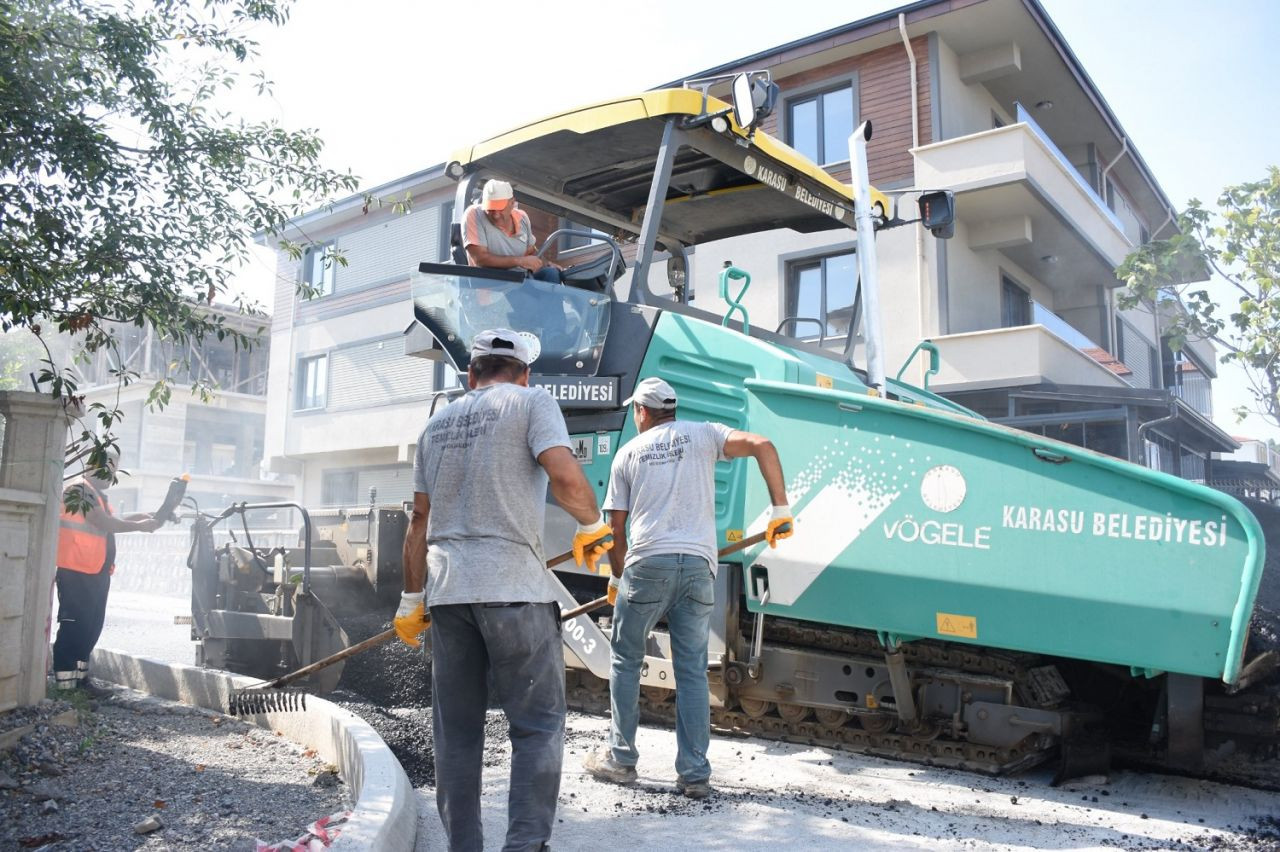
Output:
[687, 224, 924, 377]
[935, 37, 1013, 142]
[944, 219, 1053, 334]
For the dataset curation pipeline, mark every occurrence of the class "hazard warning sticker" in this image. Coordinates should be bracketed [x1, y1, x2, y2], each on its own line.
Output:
[935, 612, 978, 639]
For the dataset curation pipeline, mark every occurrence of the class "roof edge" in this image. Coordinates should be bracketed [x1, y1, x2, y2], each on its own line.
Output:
[253, 163, 448, 245]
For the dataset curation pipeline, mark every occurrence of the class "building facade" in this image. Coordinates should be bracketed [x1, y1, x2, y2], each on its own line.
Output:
[261, 169, 461, 508]
[676, 0, 1234, 475]
[261, 0, 1234, 504]
[72, 307, 292, 520]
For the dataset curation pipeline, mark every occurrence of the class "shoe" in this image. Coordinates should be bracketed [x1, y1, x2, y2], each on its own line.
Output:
[78, 679, 114, 699]
[584, 748, 637, 785]
[676, 778, 712, 799]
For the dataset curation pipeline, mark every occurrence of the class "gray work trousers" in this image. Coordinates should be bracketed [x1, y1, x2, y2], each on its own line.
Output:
[430, 601, 565, 852]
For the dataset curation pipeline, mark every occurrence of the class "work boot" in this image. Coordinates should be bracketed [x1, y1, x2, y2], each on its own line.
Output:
[78, 678, 114, 700]
[53, 671, 79, 693]
[584, 748, 637, 785]
[676, 778, 712, 799]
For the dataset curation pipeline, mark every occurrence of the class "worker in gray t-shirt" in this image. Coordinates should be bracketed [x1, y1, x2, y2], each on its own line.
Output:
[397, 328, 613, 852]
[585, 377, 794, 800]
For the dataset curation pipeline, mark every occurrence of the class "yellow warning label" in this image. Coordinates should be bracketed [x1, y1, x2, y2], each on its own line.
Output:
[815, 373, 833, 389]
[726, 529, 743, 542]
[936, 612, 978, 639]
[865, 694, 879, 709]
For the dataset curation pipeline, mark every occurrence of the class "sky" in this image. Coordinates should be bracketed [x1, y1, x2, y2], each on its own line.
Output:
[231, 0, 1280, 441]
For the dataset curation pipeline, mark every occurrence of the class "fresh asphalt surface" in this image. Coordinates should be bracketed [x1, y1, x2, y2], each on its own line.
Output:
[87, 587, 1280, 850]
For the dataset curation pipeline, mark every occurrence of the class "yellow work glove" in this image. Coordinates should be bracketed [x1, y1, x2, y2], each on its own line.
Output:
[607, 575, 621, 606]
[766, 505, 795, 548]
[394, 591, 431, 648]
[573, 515, 614, 574]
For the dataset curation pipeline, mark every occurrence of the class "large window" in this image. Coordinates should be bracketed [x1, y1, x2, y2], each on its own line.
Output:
[302, 241, 337, 297]
[1001, 275, 1031, 328]
[785, 251, 859, 341]
[321, 469, 357, 506]
[295, 354, 328, 411]
[786, 82, 856, 166]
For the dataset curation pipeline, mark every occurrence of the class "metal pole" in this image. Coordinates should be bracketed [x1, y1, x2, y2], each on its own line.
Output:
[631, 119, 681, 306]
[848, 122, 885, 391]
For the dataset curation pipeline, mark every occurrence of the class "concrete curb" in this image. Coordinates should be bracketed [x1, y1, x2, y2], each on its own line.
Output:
[91, 648, 417, 851]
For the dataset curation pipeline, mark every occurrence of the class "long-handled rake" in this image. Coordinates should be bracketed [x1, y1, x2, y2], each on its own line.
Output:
[228, 548, 573, 715]
[227, 525, 786, 715]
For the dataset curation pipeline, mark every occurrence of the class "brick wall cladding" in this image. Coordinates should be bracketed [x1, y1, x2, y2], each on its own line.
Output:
[758, 36, 932, 187]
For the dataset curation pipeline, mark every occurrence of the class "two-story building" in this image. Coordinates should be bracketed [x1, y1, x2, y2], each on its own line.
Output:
[73, 306, 292, 519]
[260, 0, 1234, 505]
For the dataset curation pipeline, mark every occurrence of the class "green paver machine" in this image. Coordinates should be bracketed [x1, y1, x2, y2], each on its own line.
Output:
[406, 78, 1276, 776]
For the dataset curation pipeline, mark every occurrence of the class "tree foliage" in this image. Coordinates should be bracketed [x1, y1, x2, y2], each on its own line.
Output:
[1118, 167, 1280, 427]
[0, 0, 358, 494]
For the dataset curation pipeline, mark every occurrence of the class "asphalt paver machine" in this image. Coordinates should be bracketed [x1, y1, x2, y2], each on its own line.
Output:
[405, 75, 1278, 778]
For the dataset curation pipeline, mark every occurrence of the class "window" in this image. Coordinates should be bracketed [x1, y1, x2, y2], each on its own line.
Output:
[321, 470, 357, 506]
[1116, 319, 1157, 388]
[302, 241, 337, 297]
[295, 354, 327, 411]
[786, 82, 856, 166]
[438, 202, 455, 262]
[434, 361, 462, 393]
[785, 251, 859, 341]
[1001, 275, 1031, 327]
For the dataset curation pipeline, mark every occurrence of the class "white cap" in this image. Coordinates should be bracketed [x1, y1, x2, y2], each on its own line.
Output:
[623, 377, 678, 410]
[482, 179, 514, 211]
[470, 328, 534, 365]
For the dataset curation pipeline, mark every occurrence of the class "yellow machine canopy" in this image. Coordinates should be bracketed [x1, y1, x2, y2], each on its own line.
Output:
[447, 88, 891, 247]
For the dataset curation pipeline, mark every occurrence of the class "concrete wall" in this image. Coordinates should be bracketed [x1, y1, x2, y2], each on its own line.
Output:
[934, 36, 1013, 141]
[944, 218, 1052, 334]
[931, 325, 1130, 392]
[0, 392, 69, 711]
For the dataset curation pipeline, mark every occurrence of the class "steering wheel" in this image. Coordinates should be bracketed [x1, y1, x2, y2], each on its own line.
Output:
[536, 229, 624, 290]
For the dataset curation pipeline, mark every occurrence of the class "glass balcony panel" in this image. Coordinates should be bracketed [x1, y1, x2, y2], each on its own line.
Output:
[1015, 103, 1127, 234]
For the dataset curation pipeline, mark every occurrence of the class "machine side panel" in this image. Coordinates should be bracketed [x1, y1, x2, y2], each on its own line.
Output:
[736, 379, 1263, 683]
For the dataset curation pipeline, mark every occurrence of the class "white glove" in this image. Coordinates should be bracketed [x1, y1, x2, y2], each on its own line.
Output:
[394, 591, 429, 647]
[766, 505, 794, 548]
[607, 575, 621, 605]
[397, 591, 424, 618]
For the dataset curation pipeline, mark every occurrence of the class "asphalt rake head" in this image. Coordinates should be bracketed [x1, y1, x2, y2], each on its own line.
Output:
[228, 687, 309, 716]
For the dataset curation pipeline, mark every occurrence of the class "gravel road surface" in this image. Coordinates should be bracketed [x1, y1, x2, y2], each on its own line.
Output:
[1, 688, 351, 851]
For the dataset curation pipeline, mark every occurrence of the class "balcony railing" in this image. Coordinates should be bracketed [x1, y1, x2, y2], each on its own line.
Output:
[1169, 373, 1213, 419]
[1029, 301, 1099, 352]
[1015, 103, 1127, 234]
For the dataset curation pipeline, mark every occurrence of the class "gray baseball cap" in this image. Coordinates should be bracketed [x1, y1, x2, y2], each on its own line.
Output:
[470, 328, 535, 365]
[623, 377, 678, 410]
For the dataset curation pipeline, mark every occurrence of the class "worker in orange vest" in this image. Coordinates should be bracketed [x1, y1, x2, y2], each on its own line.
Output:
[53, 447, 163, 694]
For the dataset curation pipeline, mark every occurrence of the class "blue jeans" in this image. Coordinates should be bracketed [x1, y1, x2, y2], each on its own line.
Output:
[531, 266, 561, 283]
[608, 553, 714, 783]
[431, 602, 565, 852]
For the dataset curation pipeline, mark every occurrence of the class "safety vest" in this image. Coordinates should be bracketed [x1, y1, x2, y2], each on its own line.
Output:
[56, 483, 113, 574]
